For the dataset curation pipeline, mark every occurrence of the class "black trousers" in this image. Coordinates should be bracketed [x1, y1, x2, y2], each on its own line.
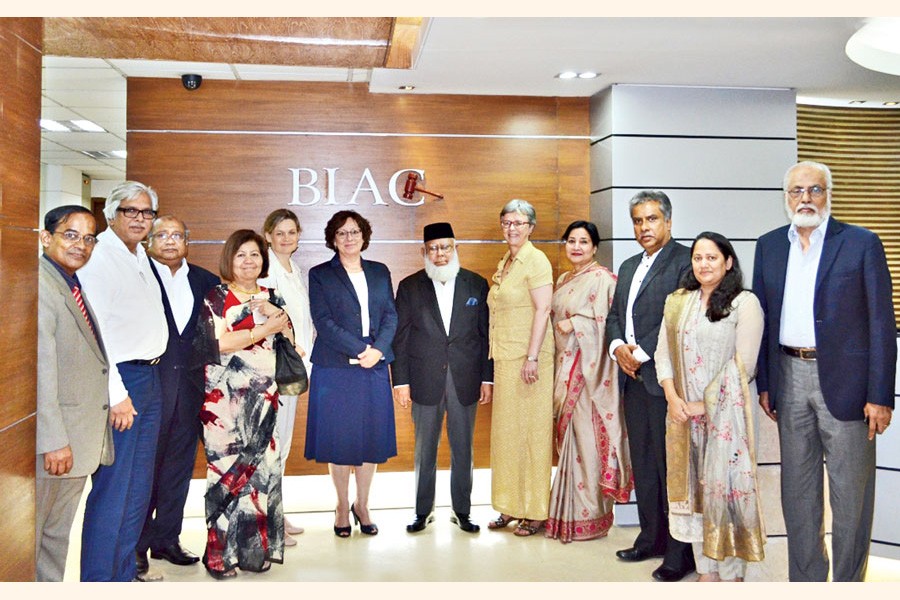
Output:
[623, 376, 694, 570]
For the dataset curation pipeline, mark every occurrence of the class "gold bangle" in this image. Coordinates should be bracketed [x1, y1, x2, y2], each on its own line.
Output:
[249, 328, 255, 345]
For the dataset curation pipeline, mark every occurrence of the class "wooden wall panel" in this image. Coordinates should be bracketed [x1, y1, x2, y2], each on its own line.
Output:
[0, 17, 41, 582]
[128, 79, 590, 475]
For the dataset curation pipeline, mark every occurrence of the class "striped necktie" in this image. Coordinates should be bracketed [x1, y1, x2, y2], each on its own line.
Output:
[72, 285, 96, 338]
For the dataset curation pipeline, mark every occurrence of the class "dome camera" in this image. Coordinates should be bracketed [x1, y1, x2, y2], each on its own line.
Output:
[181, 74, 202, 91]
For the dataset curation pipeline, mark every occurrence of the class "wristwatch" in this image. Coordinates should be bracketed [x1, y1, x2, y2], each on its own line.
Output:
[526, 356, 538, 362]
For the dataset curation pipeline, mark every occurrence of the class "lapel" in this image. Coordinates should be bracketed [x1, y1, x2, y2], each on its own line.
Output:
[186, 265, 207, 332]
[417, 271, 446, 337]
[636, 240, 675, 300]
[41, 259, 106, 364]
[815, 217, 844, 296]
[447, 272, 467, 340]
[148, 259, 178, 336]
[330, 254, 361, 309]
[768, 226, 791, 316]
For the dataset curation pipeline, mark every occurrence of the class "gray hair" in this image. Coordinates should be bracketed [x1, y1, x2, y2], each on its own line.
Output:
[500, 199, 537, 225]
[149, 214, 190, 240]
[783, 161, 833, 191]
[628, 190, 672, 221]
[103, 181, 159, 222]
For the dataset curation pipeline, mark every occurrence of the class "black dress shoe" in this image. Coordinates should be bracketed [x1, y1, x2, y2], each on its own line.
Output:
[406, 513, 435, 533]
[151, 542, 200, 566]
[136, 551, 149, 575]
[615, 547, 664, 562]
[652, 564, 695, 582]
[450, 513, 480, 533]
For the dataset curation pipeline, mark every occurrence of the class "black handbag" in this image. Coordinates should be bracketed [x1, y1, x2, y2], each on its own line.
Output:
[268, 289, 308, 396]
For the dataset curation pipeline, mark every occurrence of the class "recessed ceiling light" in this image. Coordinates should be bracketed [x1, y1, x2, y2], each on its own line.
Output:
[577, 72, 599, 79]
[884, 101, 899, 106]
[398, 85, 415, 91]
[557, 71, 578, 79]
[40, 119, 70, 132]
[110, 150, 128, 158]
[849, 100, 867, 104]
[70, 119, 106, 132]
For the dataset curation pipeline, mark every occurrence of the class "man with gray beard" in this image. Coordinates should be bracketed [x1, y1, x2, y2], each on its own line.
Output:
[753, 161, 895, 581]
[392, 222, 493, 533]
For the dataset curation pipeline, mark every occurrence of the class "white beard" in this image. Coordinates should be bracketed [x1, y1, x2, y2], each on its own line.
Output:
[424, 250, 461, 283]
[785, 198, 831, 229]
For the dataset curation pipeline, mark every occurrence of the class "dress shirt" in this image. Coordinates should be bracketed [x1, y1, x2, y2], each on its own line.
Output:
[433, 276, 456, 336]
[780, 217, 829, 347]
[151, 257, 192, 334]
[609, 249, 662, 363]
[77, 228, 168, 406]
[258, 250, 315, 368]
[42, 254, 99, 334]
[348, 270, 370, 337]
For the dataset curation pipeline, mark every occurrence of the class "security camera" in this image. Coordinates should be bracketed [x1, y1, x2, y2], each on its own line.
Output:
[181, 74, 202, 91]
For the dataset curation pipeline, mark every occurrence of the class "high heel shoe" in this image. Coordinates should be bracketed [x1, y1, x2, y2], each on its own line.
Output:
[334, 509, 351, 538]
[350, 503, 378, 535]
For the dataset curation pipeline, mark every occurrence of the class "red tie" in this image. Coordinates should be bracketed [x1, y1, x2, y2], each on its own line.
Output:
[72, 285, 96, 338]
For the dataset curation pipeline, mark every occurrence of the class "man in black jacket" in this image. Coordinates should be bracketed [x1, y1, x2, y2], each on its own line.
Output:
[392, 222, 493, 534]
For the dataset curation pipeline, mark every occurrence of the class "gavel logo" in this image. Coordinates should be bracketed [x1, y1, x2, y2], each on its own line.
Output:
[402, 172, 444, 201]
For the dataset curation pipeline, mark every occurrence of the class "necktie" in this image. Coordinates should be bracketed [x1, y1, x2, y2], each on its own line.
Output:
[72, 285, 96, 338]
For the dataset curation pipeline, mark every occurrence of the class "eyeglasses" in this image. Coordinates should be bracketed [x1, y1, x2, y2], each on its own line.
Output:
[335, 229, 362, 240]
[53, 230, 98, 246]
[150, 231, 186, 242]
[500, 220, 531, 230]
[117, 206, 158, 220]
[426, 243, 454, 255]
[786, 185, 828, 200]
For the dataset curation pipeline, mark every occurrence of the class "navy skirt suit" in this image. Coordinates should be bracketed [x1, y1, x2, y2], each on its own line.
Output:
[304, 254, 398, 465]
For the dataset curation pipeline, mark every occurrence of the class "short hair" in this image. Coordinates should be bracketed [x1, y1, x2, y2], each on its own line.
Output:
[263, 208, 302, 237]
[783, 161, 833, 191]
[500, 199, 537, 225]
[219, 229, 268, 281]
[680, 231, 744, 322]
[561, 220, 600, 246]
[324, 210, 373, 252]
[44, 205, 94, 233]
[629, 190, 672, 221]
[103, 181, 159, 222]
[149, 215, 189, 240]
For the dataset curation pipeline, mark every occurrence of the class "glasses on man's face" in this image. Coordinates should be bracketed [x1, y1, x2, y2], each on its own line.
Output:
[151, 231, 186, 242]
[426, 243, 454, 255]
[53, 230, 98, 246]
[500, 220, 530, 230]
[335, 229, 362, 240]
[786, 185, 828, 200]
[117, 206, 158, 220]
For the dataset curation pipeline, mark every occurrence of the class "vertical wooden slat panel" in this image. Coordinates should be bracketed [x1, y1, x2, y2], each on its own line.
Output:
[0, 17, 42, 582]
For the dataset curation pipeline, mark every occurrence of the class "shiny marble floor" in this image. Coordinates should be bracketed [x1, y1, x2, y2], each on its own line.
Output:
[62, 469, 900, 583]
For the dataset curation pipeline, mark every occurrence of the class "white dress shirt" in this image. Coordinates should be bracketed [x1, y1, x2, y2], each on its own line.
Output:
[151, 257, 192, 334]
[780, 218, 829, 347]
[609, 249, 662, 363]
[77, 228, 168, 406]
[348, 270, 370, 337]
[432, 276, 456, 336]
[258, 250, 316, 370]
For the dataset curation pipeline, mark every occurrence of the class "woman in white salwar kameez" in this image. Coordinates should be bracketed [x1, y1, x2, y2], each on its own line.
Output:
[655, 231, 766, 582]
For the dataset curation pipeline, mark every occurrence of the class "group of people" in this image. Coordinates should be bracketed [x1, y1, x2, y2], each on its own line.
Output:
[35, 159, 894, 583]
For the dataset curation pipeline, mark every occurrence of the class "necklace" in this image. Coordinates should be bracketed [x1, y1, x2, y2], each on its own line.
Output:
[573, 260, 597, 275]
[229, 282, 260, 295]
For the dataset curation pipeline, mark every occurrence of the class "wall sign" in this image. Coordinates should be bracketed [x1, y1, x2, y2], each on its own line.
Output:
[289, 167, 427, 207]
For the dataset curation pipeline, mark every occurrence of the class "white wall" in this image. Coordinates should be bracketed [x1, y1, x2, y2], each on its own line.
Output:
[39, 164, 86, 227]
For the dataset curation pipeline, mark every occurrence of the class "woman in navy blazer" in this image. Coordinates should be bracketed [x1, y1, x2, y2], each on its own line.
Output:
[304, 210, 398, 538]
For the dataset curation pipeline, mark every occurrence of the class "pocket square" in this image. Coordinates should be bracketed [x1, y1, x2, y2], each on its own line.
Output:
[466, 297, 478, 306]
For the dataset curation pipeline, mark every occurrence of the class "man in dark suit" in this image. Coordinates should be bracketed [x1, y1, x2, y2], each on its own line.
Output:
[392, 222, 493, 534]
[136, 215, 220, 575]
[36, 206, 113, 581]
[753, 161, 895, 582]
[605, 191, 694, 582]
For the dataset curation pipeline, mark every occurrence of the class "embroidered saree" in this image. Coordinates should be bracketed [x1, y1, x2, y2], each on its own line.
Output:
[656, 289, 765, 570]
[545, 263, 633, 542]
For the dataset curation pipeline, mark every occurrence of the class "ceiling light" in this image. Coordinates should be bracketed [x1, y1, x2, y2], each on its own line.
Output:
[70, 119, 106, 132]
[110, 150, 128, 158]
[557, 71, 578, 79]
[884, 101, 899, 106]
[846, 18, 900, 76]
[398, 85, 415, 91]
[849, 100, 867, 104]
[577, 72, 599, 79]
[40, 119, 70, 132]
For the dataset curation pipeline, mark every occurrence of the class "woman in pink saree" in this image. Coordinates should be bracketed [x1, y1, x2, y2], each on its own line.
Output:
[655, 231, 766, 581]
[545, 221, 633, 543]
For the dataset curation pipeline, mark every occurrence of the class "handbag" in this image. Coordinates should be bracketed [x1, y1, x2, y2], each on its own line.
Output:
[267, 289, 308, 396]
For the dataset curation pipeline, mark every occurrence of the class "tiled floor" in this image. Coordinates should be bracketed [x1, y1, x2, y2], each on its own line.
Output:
[62, 469, 899, 583]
